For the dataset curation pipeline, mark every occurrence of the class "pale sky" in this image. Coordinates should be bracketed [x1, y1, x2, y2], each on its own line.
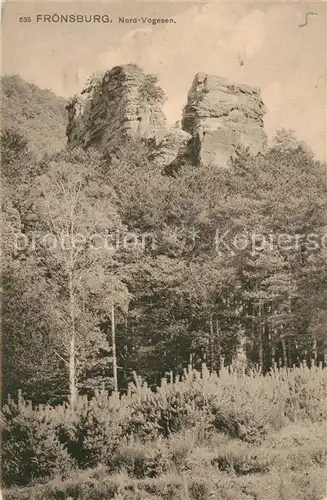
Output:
[2, 1, 326, 161]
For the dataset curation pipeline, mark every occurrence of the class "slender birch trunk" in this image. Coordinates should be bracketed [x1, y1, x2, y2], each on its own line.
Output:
[209, 315, 214, 372]
[271, 330, 276, 367]
[312, 336, 317, 365]
[258, 298, 264, 370]
[68, 270, 77, 405]
[215, 319, 220, 369]
[111, 303, 118, 392]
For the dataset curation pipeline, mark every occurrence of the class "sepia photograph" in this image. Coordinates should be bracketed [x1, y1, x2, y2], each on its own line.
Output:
[1, 1, 327, 498]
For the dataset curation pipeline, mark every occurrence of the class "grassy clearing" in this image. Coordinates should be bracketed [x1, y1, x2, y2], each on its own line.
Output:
[4, 424, 326, 500]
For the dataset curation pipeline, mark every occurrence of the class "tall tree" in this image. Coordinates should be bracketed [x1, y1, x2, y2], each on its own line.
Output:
[31, 159, 127, 402]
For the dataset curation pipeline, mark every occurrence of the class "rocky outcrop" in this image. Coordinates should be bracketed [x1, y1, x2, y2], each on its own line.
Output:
[182, 73, 267, 166]
[154, 124, 192, 173]
[66, 64, 167, 152]
[66, 66, 268, 170]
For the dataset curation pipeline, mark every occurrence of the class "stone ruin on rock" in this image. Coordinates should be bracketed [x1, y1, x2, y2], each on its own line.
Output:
[66, 65, 267, 169]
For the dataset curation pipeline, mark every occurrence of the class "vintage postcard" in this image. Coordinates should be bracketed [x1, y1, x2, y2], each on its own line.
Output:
[1, 1, 327, 499]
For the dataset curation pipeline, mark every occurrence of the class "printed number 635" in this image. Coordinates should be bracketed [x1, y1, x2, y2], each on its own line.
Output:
[19, 17, 32, 22]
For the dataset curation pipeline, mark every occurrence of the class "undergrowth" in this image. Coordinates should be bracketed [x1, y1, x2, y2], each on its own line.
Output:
[2, 363, 327, 499]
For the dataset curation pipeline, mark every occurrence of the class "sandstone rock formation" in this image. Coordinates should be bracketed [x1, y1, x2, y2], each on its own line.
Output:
[156, 124, 192, 173]
[66, 64, 167, 152]
[182, 72, 267, 166]
[66, 66, 267, 170]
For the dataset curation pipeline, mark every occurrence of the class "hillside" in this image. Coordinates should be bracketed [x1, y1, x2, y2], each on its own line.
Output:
[1, 74, 67, 157]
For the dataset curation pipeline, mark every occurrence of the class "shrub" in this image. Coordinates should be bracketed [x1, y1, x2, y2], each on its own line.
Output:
[110, 438, 171, 478]
[2, 363, 326, 488]
[211, 440, 271, 475]
[57, 392, 131, 468]
[1, 398, 74, 486]
[279, 364, 327, 422]
[139, 74, 166, 105]
[211, 370, 285, 443]
[127, 376, 213, 440]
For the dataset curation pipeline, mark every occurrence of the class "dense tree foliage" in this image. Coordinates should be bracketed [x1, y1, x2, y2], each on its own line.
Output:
[2, 111, 327, 403]
[1, 75, 67, 157]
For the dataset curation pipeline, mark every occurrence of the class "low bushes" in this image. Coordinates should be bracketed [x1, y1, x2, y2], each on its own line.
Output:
[211, 371, 285, 443]
[1, 398, 75, 486]
[2, 363, 326, 488]
[68, 392, 130, 468]
[126, 379, 213, 440]
[211, 440, 271, 475]
[110, 438, 171, 478]
[277, 364, 327, 422]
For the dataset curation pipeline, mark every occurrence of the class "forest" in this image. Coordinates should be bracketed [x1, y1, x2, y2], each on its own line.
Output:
[2, 125, 327, 403]
[1, 74, 327, 499]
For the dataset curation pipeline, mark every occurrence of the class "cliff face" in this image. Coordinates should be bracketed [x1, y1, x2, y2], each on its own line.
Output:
[66, 66, 267, 169]
[182, 72, 267, 166]
[66, 64, 167, 151]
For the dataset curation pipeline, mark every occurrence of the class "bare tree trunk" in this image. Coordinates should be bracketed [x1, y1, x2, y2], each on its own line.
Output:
[209, 315, 214, 372]
[111, 303, 118, 392]
[268, 318, 273, 367]
[281, 338, 287, 367]
[294, 340, 300, 366]
[271, 338, 276, 367]
[17, 388, 22, 408]
[216, 319, 221, 370]
[69, 270, 77, 405]
[258, 334, 264, 370]
[258, 298, 264, 370]
[250, 301, 255, 353]
[312, 336, 317, 366]
[69, 336, 77, 405]
[287, 342, 293, 366]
